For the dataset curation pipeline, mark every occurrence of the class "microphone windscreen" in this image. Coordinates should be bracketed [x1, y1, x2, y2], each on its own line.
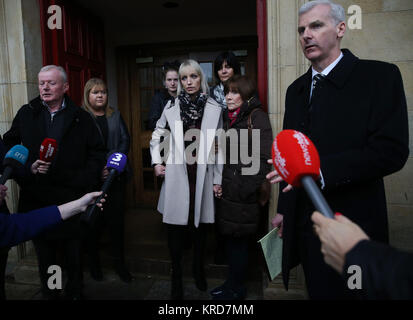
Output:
[272, 130, 320, 187]
[39, 138, 58, 162]
[106, 153, 127, 173]
[3, 145, 29, 167]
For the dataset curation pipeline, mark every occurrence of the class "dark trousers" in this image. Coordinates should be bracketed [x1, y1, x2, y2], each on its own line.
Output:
[0, 249, 8, 300]
[167, 223, 207, 279]
[33, 237, 83, 299]
[213, 198, 226, 264]
[298, 223, 357, 300]
[86, 178, 126, 266]
[0, 204, 9, 300]
[225, 236, 249, 293]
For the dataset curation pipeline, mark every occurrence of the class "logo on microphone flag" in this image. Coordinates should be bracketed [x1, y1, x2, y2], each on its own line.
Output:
[5, 145, 29, 165]
[272, 130, 320, 187]
[107, 153, 127, 173]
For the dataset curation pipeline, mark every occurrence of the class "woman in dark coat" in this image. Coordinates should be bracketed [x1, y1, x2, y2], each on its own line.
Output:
[82, 78, 133, 283]
[147, 61, 180, 130]
[212, 75, 273, 300]
[210, 52, 242, 264]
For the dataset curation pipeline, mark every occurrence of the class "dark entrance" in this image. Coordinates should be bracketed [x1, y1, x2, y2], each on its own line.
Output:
[38, 0, 268, 291]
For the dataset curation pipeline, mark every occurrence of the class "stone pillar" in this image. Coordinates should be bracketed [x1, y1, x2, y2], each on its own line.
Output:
[0, 0, 43, 260]
[266, 0, 308, 226]
[265, 0, 308, 299]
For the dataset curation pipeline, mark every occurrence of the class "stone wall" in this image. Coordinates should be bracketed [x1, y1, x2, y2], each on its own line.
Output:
[0, 0, 43, 260]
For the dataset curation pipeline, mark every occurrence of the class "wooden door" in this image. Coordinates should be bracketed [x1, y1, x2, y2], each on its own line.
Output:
[117, 38, 258, 209]
[39, 0, 106, 106]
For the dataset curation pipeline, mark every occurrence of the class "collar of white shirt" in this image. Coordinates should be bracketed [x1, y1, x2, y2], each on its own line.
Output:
[311, 52, 344, 79]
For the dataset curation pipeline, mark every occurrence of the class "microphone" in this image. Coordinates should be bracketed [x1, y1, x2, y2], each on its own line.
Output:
[272, 130, 334, 219]
[39, 138, 58, 162]
[0, 145, 29, 185]
[81, 152, 127, 224]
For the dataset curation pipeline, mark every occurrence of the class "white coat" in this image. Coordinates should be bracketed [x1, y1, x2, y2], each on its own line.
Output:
[150, 97, 223, 227]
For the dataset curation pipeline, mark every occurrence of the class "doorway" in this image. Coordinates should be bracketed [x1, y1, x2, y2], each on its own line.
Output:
[116, 37, 258, 209]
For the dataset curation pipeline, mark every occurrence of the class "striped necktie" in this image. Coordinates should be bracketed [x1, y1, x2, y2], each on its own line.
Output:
[310, 73, 326, 107]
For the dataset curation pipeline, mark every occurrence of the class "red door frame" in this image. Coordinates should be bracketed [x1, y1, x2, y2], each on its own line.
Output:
[39, 0, 60, 66]
[256, 0, 268, 112]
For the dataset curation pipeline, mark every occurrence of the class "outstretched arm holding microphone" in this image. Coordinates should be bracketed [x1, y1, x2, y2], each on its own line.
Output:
[0, 189, 105, 248]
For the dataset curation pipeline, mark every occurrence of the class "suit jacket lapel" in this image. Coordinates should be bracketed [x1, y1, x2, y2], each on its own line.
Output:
[296, 68, 312, 110]
[326, 49, 359, 89]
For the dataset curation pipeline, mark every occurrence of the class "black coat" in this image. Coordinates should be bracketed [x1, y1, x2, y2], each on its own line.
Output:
[345, 240, 413, 299]
[88, 106, 132, 181]
[147, 90, 175, 130]
[3, 95, 106, 235]
[218, 97, 273, 237]
[278, 49, 409, 289]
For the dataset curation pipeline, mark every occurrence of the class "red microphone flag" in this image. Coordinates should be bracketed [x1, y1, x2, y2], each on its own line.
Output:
[39, 138, 58, 162]
[271, 130, 320, 187]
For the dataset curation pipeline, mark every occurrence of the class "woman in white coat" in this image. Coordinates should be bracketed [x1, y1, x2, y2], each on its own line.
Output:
[150, 59, 223, 300]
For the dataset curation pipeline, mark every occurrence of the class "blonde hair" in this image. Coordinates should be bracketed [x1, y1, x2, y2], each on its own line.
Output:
[177, 59, 209, 96]
[82, 78, 114, 117]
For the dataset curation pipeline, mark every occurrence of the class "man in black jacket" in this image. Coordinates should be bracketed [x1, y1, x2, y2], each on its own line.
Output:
[3, 65, 105, 300]
[268, 0, 409, 299]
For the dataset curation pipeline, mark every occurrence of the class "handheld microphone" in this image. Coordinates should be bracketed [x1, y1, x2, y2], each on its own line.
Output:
[39, 138, 58, 162]
[272, 130, 334, 219]
[0, 145, 29, 185]
[81, 153, 127, 224]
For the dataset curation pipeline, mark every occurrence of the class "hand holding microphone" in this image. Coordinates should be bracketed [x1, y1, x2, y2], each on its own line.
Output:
[81, 152, 127, 224]
[266, 160, 293, 193]
[269, 130, 335, 219]
[31, 138, 58, 175]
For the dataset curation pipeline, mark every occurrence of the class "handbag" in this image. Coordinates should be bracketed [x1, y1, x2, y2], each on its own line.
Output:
[248, 108, 271, 207]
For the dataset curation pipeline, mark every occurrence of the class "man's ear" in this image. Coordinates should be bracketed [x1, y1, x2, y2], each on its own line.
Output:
[63, 82, 69, 93]
[337, 21, 346, 39]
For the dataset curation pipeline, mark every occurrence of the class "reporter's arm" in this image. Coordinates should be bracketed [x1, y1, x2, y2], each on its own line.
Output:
[0, 191, 103, 248]
[57, 191, 103, 220]
[345, 240, 413, 300]
[0, 206, 61, 248]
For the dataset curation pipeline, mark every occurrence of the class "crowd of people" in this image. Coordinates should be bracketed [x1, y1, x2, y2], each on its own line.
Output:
[0, 0, 411, 301]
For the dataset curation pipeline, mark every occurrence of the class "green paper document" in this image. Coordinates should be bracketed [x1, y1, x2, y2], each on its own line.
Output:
[258, 227, 283, 281]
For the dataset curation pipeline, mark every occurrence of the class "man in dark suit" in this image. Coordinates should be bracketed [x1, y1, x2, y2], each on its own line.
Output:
[268, 0, 409, 299]
[3, 65, 105, 300]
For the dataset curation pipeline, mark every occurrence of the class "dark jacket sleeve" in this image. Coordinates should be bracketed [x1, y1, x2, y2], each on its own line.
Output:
[242, 109, 273, 196]
[147, 92, 165, 131]
[48, 114, 106, 191]
[0, 206, 62, 248]
[344, 239, 413, 299]
[0, 135, 6, 173]
[276, 87, 298, 215]
[321, 64, 409, 190]
[116, 113, 130, 155]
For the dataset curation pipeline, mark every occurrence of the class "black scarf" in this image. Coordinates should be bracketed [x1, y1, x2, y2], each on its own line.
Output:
[178, 91, 208, 129]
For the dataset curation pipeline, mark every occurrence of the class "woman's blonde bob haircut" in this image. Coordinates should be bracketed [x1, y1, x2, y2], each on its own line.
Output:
[82, 78, 114, 117]
[177, 59, 209, 96]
